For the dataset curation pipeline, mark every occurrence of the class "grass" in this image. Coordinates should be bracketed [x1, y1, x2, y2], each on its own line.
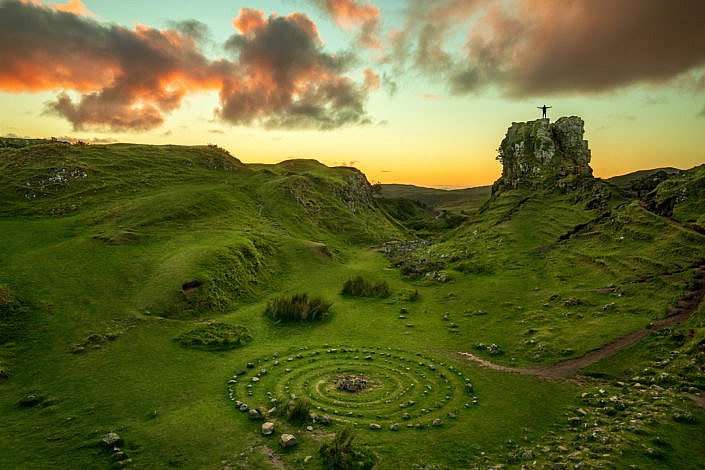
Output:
[0, 140, 704, 468]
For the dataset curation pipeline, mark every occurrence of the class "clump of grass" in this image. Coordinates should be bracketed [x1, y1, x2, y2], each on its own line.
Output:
[287, 397, 311, 425]
[341, 276, 391, 298]
[264, 293, 331, 323]
[175, 323, 252, 349]
[0, 284, 31, 344]
[319, 426, 377, 470]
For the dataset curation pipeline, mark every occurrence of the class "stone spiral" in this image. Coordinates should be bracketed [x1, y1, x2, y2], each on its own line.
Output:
[227, 345, 477, 430]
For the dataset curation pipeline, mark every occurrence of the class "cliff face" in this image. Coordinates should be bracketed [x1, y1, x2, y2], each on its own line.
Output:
[493, 116, 593, 193]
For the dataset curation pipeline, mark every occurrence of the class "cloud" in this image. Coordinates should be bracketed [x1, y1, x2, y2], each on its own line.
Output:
[363, 68, 380, 90]
[218, 8, 371, 130]
[21, 0, 93, 16]
[0, 1, 372, 131]
[394, 0, 705, 97]
[311, 0, 382, 49]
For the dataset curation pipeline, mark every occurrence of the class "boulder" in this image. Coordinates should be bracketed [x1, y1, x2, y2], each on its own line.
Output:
[261, 422, 275, 436]
[249, 409, 261, 420]
[279, 433, 297, 449]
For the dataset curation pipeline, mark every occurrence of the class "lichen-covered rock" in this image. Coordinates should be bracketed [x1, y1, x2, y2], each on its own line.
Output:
[101, 432, 122, 449]
[279, 433, 297, 448]
[261, 422, 275, 436]
[494, 116, 593, 192]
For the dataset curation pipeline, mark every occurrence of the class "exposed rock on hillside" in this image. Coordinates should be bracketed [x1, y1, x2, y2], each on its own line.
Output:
[493, 116, 593, 193]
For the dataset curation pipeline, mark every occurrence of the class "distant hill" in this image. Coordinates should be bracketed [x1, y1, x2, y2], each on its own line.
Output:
[379, 183, 491, 213]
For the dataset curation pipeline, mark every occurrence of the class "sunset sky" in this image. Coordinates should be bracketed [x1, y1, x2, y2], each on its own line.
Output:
[1, 0, 704, 188]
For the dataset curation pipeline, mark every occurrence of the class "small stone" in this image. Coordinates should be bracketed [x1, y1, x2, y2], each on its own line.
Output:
[432, 418, 443, 427]
[261, 422, 275, 436]
[249, 409, 261, 420]
[369, 423, 381, 430]
[246, 362, 255, 369]
[390, 423, 399, 431]
[101, 432, 122, 448]
[279, 433, 297, 448]
[239, 403, 249, 412]
[319, 414, 332, 425]
[402, 413, 410, 420]
[306, 426, 314, 432]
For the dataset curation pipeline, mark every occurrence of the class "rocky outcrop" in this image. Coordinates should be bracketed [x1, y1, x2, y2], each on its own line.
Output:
[493, 116, 593, 193]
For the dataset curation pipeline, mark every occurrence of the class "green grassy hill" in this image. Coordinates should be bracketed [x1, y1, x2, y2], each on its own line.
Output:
[1, 139, 705, 469]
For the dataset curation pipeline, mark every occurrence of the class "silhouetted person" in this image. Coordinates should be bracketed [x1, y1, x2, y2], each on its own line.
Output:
[537, 105, 552, 119]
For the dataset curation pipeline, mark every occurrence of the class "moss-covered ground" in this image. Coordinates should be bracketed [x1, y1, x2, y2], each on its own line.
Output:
[1, 140, 704, 469]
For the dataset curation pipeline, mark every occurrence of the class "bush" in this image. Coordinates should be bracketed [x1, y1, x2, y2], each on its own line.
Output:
[341, 276, 391, 298]
[175, 323, 252, 349]
[264, 293, 331, 323]
[287, 397, 311, 425]
[319, 426, 377, 470]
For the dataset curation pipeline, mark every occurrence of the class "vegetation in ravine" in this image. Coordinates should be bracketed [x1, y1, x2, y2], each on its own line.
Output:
[0, 138, 704, 469]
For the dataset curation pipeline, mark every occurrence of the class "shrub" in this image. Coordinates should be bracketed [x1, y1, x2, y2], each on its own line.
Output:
[341, 276, 391, 298]
[319, 426, 377, 470]
[264, 293, 331, 323]
[287, 397, 311, 425]
[175, 323, 252, 349]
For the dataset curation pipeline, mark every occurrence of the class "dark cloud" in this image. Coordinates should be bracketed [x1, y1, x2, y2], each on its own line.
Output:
[219, 9, 370, 130]
[0, 1, 372, 131]
[393, 0, 705, 97]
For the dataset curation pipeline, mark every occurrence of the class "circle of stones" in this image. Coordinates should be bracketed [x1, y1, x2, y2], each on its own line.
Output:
[227, 345, 477, 431]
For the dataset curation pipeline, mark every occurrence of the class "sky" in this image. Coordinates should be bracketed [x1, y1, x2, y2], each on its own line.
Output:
[1, 0, 704, 188]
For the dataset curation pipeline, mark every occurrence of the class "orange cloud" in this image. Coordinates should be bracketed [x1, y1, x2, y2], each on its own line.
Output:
[21, 0, 93, 16]
[232, 8, 267, 35]
[0, 1, 371, 131]
[363, 68, 380, 90]
[313, 0, 382, 49]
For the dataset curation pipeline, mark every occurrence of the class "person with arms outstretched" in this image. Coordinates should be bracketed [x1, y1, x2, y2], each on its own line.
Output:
[538, 104, 552, 119]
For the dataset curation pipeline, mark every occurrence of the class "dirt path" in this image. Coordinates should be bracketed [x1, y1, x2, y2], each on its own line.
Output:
[460, 263, 705, 381]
